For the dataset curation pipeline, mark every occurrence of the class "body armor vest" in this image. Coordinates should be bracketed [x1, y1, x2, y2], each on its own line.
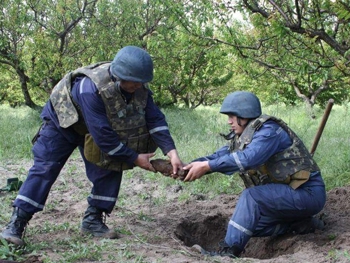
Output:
[230, 114, 319, 189]
[49, 62, 157, 171]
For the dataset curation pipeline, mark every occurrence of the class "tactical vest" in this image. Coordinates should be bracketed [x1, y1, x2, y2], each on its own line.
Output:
[229, 114, 319, 189]
[50, 62, 157, 171]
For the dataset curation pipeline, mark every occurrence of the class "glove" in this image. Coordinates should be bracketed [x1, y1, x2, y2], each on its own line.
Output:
[150, 159, 187, 180]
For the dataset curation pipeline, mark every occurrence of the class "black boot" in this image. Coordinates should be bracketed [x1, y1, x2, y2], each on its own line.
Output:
[289, 216, 325, 235]
[81, 206, 119, 239]
[199, 241, 242, 258]
[0, 207, 33, 246]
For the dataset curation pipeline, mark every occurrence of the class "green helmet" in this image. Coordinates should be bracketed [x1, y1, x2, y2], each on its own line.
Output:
[220, 91, 262, 118]
[110, 46, 153, 83]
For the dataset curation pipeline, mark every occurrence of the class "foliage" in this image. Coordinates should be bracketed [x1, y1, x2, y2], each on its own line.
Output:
[1, 0, 350, 109]
[0, 0, 235, 109]
[0, 0, 37, 108]
[231, 0, 350, 107]
[159, 0, 350, 108]
[147, 0, 234, 108]
[25, 0, 99, 95]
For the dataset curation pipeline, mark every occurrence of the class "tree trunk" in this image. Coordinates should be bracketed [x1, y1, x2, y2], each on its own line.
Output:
[17, 68, 40, 109]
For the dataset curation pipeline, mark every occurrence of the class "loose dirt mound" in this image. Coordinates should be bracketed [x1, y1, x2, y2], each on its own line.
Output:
[160, 187, 350, 262]
[1, 160, 350, 262]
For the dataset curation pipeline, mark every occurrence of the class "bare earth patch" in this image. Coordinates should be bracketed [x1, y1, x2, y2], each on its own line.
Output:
[1, 159, 349, 263]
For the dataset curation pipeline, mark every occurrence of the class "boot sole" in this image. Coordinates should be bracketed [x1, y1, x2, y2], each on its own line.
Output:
[80, 228, 119, 239]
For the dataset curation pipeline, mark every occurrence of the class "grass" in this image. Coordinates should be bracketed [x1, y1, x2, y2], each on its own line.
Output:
[0, 102, 350, 262]
[0, 102, 349, 193]
[0, 105, 41, 160]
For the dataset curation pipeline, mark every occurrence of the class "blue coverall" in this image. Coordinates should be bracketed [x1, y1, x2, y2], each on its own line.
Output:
[14, 76, 176, 214]
[196, 120, 326, 252]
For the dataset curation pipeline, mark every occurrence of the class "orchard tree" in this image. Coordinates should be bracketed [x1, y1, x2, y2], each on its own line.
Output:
[26, 0, 98, 96]
[1, 0, 234, 108]
[0, 0, 99, 108]
[216, 0, 350, 107]
[93, 0, 234, 108]
[148, 0, 233, 108]
[0, 0, 37, 107]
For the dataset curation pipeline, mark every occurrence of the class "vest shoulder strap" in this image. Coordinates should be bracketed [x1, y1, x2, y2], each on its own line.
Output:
[239, 114, 272, 148]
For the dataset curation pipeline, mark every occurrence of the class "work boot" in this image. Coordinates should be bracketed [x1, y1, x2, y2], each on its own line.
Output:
[0, 207, 33, 246]
[289, 216, 325, 235]
[198, 241, 242, 258]
[81, 206, 119, 239]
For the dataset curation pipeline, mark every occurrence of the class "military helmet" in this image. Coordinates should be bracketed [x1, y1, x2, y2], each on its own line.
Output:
[110, 46, 153, 83]
[220, 91, 262, 118]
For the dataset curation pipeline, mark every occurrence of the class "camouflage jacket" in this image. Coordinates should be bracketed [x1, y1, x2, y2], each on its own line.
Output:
[230, 114, 319, 189]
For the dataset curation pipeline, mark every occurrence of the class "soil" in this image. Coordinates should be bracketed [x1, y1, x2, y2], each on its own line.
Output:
[1, 159, 350, 263]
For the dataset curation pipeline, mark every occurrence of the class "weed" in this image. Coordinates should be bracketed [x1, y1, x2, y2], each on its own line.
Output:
[0, 238, 25, 261]
[137, 211, 155, 222]
[328, 249, 350, 261]
[328, 234, 337, 241]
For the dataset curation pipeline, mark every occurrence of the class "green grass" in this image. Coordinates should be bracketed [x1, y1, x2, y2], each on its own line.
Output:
[0, 105, 41, 160]
[0, 102, 349, 193]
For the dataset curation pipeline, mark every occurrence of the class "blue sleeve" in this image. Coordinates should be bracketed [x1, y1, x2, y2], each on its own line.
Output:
[192, 145, 231, 162]
[208, 121, 292, 175]
[144, 91, 176, 155]
[72, 77, 138, 164]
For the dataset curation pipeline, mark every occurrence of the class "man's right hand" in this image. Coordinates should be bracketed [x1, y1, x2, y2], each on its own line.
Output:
[134, 153, 156, 172]
[183, 161, 210, 182]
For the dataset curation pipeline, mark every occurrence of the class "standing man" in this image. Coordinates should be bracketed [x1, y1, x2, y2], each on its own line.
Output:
[1, 46, 182, 246]
[184, 91, 326, 258]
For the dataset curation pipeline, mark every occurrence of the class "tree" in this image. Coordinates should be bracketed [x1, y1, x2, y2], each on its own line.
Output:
[26, 0, 98, 95]
[216, 0, 350, 108]
[4, 0, 348, 109]
[1, 0, 235, 108]
[148, 0, 234, 108]
[0, 0, 99, 108]
[0, 0, 38, 108]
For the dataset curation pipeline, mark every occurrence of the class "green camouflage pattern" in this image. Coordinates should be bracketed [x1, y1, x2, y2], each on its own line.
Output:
[50, 73, 79, 128]
[230, 114, 319, 187]
[99, 80, 157, 153]
[50, 62, 110, 128]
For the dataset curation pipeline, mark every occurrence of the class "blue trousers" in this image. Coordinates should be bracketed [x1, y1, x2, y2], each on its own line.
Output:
[14, 120, 122, 214]
[225, 177, 326, 251]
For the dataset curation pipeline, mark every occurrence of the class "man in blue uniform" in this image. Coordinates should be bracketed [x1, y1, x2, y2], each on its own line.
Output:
[1, 46, 183, 246]
[183, 91, 326, 258]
